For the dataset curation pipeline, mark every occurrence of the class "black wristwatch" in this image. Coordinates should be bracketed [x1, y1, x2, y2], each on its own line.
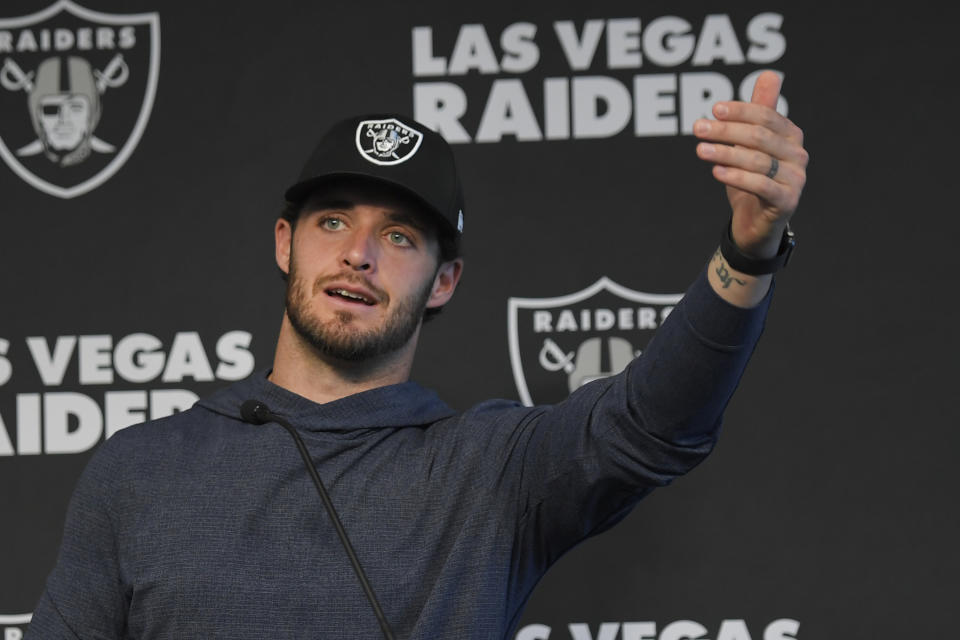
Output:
[719, 219, 796, 275]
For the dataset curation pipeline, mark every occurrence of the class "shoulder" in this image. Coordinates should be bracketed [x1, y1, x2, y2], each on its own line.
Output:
[92, 402, 243, 477]
[429, 398, 550, 450]
[450, 397, 545, 426]
[105, 402, 226, 448]
[72, 404, 248, 513]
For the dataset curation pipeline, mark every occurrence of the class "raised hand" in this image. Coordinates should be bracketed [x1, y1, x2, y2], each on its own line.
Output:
[694, 70, 808, 259]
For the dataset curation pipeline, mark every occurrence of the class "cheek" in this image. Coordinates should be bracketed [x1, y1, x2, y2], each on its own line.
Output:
[290, 240, 331, 276]
[387, 252, 436, 281]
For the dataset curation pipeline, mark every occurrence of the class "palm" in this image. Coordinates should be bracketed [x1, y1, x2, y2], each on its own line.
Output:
[726, 182, 777, 228]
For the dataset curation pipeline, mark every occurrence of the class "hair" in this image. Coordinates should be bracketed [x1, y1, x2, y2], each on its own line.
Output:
[278, 180, 462, 321]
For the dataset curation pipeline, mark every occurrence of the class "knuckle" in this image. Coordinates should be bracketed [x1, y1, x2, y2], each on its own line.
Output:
[749, 127, 767, 148]
[761, 109, 778, 129]
[756, 150, 772, 172]
[786, 165, 806, 189]
[763, 181, 780, 201]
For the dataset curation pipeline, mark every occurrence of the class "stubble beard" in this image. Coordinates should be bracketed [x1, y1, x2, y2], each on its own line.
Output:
[285, 259, 436, 363]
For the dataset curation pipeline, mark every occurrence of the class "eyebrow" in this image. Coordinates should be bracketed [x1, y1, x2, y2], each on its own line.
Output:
[307, 198, 355, 212]
[384, 211, 429, 233]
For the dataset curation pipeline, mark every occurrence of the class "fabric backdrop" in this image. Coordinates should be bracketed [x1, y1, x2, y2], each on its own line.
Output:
[1, 1, 956, 637]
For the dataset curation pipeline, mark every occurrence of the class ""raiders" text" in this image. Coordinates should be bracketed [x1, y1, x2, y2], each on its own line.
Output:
[0, 26, 135, 53]
[533, 306, 674, 333]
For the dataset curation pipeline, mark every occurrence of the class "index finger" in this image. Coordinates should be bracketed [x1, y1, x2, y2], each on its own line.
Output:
[709, 101, 802, 144]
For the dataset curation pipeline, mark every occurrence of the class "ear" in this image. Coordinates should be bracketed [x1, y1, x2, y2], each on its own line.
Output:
[426, 258, 463, 309]
[275, 218, 293, 275]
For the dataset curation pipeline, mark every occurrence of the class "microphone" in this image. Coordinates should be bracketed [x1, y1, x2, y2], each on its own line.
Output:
[240, 399, 396, 640]
[239, 399, 272, 425]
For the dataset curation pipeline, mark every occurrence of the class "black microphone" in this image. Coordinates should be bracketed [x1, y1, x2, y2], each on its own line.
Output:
[239, 399, 272, 425]
[240, 399, 396, 640]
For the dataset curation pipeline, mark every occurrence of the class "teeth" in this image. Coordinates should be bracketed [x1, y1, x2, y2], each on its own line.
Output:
[332, 289, 372, 304]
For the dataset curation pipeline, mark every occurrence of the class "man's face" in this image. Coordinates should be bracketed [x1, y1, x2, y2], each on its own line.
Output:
[279, 185, 457, 362]
[38, 94, 91, 150]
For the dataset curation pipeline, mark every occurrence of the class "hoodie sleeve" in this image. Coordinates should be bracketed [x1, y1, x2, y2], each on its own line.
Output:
[25, 437, 129, 640]
[508, 267, 772, 569]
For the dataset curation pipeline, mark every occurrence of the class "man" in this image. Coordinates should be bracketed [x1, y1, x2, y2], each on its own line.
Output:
[26, 71, 807, 639]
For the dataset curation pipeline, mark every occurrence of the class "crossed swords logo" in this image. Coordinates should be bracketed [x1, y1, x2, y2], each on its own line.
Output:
[1, 53, 128, 159]
[539, 337, 642, 393]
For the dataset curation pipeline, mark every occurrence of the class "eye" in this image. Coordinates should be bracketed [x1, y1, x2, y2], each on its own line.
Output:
[320, 216, 344, 230]
[387, 231, 413, 247]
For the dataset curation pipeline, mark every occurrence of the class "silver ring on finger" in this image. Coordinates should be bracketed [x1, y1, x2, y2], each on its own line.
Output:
[766, 155, 779, 179]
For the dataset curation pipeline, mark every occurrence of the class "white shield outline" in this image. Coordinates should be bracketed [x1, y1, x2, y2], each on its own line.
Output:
[0, 613, 32, 625]
[0, 0, 160, 199]
[355, 117, 424, 166]
[508, 277, 683, 406]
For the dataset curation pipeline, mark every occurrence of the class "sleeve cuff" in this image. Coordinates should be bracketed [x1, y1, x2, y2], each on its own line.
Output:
[678, 267, 773, 348]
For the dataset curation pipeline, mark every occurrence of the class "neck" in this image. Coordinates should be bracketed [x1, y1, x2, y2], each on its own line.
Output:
[268, 313, 420, 405]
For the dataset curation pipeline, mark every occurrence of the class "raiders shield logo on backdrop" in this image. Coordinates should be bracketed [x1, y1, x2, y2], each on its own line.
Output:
[508, 278, 683, 406]
[0, 0, 159, 198]
[355, 118, 424, 166]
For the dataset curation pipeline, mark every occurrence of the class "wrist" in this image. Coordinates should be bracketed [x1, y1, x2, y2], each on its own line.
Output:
[707, 248, 772, 309]
[720, 219, 795, 276]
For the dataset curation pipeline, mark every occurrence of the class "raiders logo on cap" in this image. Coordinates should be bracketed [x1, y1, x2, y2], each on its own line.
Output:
[355, 117, 423, 166]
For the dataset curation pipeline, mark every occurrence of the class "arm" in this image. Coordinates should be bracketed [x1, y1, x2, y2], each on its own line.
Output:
[25, 440, 129, 639]
[508, 73, 807, 569]
[507, 270, 770, 572]
[694, 71, 809, 308]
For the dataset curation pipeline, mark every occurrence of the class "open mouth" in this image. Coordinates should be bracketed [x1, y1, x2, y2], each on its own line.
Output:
[326, 288, 377, 306]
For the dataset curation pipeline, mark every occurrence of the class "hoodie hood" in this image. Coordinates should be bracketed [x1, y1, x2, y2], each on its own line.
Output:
[197, 369, 457, 431]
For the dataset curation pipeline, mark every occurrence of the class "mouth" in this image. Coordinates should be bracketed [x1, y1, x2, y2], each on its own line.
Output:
[325, 287, 378, 306]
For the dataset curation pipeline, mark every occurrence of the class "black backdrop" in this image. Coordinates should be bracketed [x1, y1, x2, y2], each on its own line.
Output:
[2, 1, 957, 637]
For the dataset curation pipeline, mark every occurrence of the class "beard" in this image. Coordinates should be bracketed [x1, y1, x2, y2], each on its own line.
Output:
[285, 258, 436, 362]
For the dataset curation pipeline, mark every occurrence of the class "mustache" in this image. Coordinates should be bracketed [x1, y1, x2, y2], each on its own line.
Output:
[311, 273, 388, 304]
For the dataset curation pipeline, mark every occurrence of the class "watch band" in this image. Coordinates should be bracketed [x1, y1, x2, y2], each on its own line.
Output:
[719, 219, 796, 275]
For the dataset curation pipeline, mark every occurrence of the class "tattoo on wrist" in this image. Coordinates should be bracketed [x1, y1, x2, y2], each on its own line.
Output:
[713, 248, 747, 289]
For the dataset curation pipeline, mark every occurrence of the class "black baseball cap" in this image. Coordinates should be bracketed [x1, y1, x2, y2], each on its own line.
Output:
[285, 114, 465, 239]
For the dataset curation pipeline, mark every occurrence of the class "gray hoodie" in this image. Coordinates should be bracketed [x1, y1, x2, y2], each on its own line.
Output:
[26, 270, 770, 639]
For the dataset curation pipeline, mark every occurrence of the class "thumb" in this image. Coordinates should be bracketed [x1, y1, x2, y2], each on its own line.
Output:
[751, 70, 782, 109]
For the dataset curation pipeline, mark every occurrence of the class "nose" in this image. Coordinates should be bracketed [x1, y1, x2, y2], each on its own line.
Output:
[341, 229, 377, 272]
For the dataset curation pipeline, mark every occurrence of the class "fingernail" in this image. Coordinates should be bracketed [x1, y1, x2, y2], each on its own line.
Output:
[694, 120, 710, 134]
[699, 143, 715, 156]
[715, 166, 727, 177]
[715, 103, 729, 117]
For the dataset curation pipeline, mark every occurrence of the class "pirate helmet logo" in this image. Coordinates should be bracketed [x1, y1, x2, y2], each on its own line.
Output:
[0, 1, 160, 198]
[508, 277, 683, 406]
[9, 54, 129, 166]
[355, 118, 424, 166]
